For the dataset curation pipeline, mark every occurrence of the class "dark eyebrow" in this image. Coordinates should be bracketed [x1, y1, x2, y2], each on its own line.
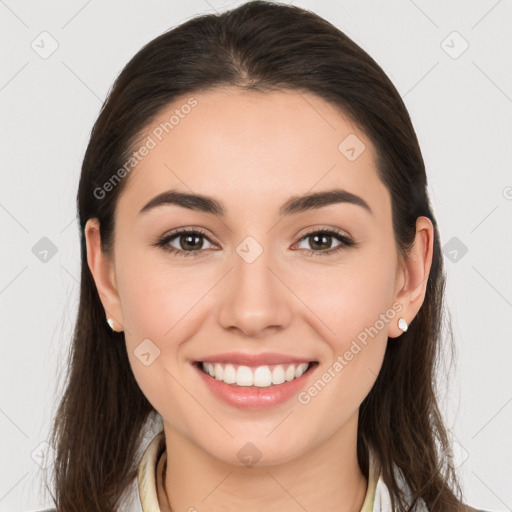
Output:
[279, 189, 372, 216]
[138, 188, 372, 217]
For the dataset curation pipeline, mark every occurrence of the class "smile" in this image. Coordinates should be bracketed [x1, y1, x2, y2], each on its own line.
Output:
[198, 361, 315, 388]
[193, 360, 319, 410]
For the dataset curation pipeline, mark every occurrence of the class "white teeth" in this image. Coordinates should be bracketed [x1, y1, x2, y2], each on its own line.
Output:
[223, 364, 236, 384]
[236, 366, 253, 386]
[285, 365, 295, 381]
[214, 363, 223, 381]
[201, 362, 311, 387]
[295, 363, 309, 378]
[271, 365, 285, 385]
[253, 366, 272, 387]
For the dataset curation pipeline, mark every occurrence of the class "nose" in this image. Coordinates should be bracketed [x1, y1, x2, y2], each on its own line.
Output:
[217, 243, 293, 338]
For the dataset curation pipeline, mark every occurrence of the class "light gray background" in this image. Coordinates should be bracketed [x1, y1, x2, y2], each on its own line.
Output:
[1, 1, 511, 511]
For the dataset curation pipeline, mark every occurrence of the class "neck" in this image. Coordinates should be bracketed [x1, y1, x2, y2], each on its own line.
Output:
[158, 413, 368, 512]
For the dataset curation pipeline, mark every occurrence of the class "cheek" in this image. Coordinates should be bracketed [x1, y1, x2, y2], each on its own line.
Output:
[294, 283, 392, 436]
[293, 242, 398, 347]
[114, 249, 213, 416]
[115, 244, 209, 341]
[292, 243, 397, 402]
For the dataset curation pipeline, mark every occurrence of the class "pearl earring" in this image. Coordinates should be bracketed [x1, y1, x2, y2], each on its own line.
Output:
[398, 317, 408, 332]
[107, 317, 117, 332]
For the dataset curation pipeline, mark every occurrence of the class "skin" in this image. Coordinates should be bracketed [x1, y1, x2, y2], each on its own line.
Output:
[85, 87, 433, 512]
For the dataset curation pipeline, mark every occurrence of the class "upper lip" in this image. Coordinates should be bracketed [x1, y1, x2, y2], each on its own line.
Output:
[194, 352, 317, 366]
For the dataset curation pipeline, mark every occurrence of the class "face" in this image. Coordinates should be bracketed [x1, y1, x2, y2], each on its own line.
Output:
[87, 87, 429, 466]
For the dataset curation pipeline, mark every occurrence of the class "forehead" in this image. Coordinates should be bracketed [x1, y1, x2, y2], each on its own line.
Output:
[117, 87, 390, 221]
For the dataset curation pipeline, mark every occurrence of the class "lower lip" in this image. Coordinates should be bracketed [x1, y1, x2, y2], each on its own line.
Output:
[193, 362, 318, 410]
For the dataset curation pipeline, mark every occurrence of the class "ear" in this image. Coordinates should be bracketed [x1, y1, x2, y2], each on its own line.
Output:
[84, 218, 124, 331]
[388, 216, 434, 338]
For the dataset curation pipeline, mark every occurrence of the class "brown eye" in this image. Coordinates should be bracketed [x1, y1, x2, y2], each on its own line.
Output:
[154, 228, 215, 257]
[175, 233, 205, 251]
[296, 229, 354, 256]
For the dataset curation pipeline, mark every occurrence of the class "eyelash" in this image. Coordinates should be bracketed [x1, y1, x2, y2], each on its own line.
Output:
[153, 227, 356, 258]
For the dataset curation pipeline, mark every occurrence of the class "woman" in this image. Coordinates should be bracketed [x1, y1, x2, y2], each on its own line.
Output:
[39, 1, 488, 511]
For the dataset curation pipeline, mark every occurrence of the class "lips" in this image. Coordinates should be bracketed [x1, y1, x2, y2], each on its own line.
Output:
[193, 359, 319, 409]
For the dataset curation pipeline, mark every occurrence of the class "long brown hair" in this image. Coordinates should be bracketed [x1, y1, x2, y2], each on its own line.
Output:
[45, 1, 467, 510]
